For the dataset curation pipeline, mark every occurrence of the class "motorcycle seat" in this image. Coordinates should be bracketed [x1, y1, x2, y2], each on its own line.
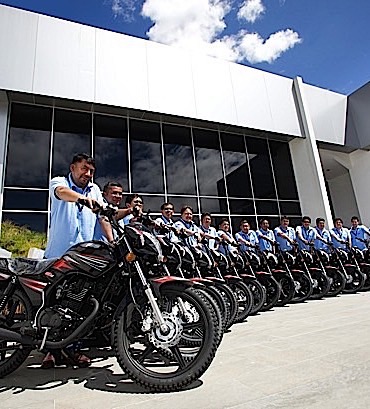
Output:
[271, 269, 285, 274]
[291, 269, 304, 273]
[3, 257, 57, 276]
[309, 267, 322, 271]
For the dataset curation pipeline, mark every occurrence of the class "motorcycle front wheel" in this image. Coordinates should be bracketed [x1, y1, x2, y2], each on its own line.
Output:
[113, 286, 220, 392]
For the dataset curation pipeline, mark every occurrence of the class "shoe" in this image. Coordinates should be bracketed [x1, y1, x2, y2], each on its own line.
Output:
[41, 352, 55, 369]
[73, 353, 91, 368]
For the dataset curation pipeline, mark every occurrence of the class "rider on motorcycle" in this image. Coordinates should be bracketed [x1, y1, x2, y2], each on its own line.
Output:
[235, 220, 259, 253]
[350, 216, 370, 251]
[314, 217, 332, 253]
[296, 216, 316, 251]
[274, 216, 296, 253]
[330, 217, 351, 251]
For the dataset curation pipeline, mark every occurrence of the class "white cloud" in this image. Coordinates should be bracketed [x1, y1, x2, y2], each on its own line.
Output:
[238, 0, 265, 23]
[110, 0, 137, 22]
[238, 29, 302, 63]
[109, 0, 302, 64]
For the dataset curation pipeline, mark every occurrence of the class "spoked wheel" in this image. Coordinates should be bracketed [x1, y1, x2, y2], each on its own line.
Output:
[325, 267, 346, 297]
[228, 281, 252, 324]
[359, 264, 370, 291]
[214, 283, 238, 330]
[274, 274, 295, 307]
[114, 287, 220, 392]
[342, 266, 366, 293]
[309, 269, 331, 300]
[291, 271, 313, 303]
[0, 289, 33, 378]
[204, 286, 230, 332]
[245, 280, 266, 315]
[257, 275, 281, 311]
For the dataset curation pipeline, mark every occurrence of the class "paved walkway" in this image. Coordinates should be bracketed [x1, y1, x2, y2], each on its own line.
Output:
[2, 292, 370, 409]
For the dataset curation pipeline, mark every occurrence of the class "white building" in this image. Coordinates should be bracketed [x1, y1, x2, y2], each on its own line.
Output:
[0, 4, 369, 232]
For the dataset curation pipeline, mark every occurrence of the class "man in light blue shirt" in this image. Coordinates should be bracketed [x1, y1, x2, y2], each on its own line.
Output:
[330, 217, 351, 251]
[235, 219, 259, 253]
[256, 218, 275, 253]
[45, 153, 113, 259]
[274, 216, 296, 252]
[314, 217, 332, 253]
[350, 216, 370, 251]
[296, 216, 316, 251]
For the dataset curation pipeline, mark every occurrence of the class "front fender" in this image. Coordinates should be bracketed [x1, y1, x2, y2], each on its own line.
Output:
[149, 276, 195, 298]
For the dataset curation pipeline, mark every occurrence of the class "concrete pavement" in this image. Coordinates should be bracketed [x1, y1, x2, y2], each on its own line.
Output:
[2, 292, 370, 409]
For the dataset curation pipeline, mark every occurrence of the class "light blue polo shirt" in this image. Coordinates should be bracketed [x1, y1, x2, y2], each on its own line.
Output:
[296, 226, 316, 250]
[274, 226, 296, 252]
[314, 227, 331, 253]
[235, 230, 259, 253]
[257, 228, 275, 252]
[44, 174, 103, 258]
[174, 219, 200, 247]
[350, 225, 370, 250]
[330, 227, 350, 250]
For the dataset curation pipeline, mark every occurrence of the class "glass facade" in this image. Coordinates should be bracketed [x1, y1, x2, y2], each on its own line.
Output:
[2, 102, 301, 233]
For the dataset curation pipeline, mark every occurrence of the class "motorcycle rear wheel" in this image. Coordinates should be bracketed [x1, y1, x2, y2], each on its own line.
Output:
[325, 268, 346, 297]
[0, 288, 32, 378]
[114, 287, 220, 392]
[291, 271, 313, 303]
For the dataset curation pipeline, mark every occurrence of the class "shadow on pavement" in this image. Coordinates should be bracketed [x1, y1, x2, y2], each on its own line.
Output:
[0, 348, 202, 395]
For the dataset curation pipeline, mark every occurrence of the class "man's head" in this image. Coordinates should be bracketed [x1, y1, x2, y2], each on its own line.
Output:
[351, 216, 360, 228]
[201, 212, 212, 228]
[334, 217, 343, 228]
[302, 216, 311, 227]
[316, 217, 326, 229]
[219, 218, 230, 232]
[180, 206, 193, 222]
[280, 216, 290, 228]
[259, 218, 270, 230]
[240, 219, 250, 233]
[161, 202, 174, 219]
[70, 153, 95, 188]
[125, 194, 143, 210]
[103, 181, 123, 206]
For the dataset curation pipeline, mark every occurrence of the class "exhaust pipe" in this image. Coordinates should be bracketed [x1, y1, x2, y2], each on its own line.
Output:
[0, 297, 99, 349]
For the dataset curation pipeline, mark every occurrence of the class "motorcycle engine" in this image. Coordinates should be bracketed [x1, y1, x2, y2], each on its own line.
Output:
[37, 278, 92, 339]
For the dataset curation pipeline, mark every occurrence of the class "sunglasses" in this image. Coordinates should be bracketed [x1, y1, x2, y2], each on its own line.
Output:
[164, 207, 174, 211]
[133, 200, 143, 204]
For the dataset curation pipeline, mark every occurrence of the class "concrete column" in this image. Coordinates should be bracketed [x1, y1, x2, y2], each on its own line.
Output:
[0, 91, 9, 225]
[290, 77, 333, 227]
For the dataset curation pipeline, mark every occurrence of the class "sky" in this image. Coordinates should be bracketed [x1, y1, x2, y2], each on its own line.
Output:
[0, 0, 369, 95]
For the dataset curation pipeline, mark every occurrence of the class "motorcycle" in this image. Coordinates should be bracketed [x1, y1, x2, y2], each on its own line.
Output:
[0, 204, 221, 392]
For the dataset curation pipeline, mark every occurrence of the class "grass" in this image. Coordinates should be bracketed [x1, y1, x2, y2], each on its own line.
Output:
[0, 220, 47, 258]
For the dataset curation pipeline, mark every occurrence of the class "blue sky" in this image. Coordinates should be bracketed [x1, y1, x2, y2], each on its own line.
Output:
[1, 0, 369, 95]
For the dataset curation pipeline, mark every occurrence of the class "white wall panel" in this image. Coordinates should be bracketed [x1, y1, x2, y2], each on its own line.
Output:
[146, 42, 196, 118]
[95, 30, 149, 110]
[229, 63, 273, 131]
[0, 6, 37, 92]
[191, 54, 237, 125]
[264, 74, 301, 136]
[303, 84, 347, 145]
[33, 16, 95, 102]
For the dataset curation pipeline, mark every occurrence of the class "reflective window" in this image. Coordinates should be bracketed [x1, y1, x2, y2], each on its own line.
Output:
[194, 128, 225, 196]
[52, 109, 91, 177]
[269, 141, 299, 200]
[94, 114, 129, 192]
[221, 133, 252, 198]
[2, 212, 48, 233]
[247, 137, 276, 199]
[139, 195, 165, 215]
[3, 189, 48, 211]
[200, 197, 228, 214]
[167, 196, 198, 214]
[255, 200, 279, 215]
[5, 104, 51, 188]
[279, 201, 301, 215]
[130, 120, 164, 194]
[163, 124, 196, 195]
[229, 199, 255, 214]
